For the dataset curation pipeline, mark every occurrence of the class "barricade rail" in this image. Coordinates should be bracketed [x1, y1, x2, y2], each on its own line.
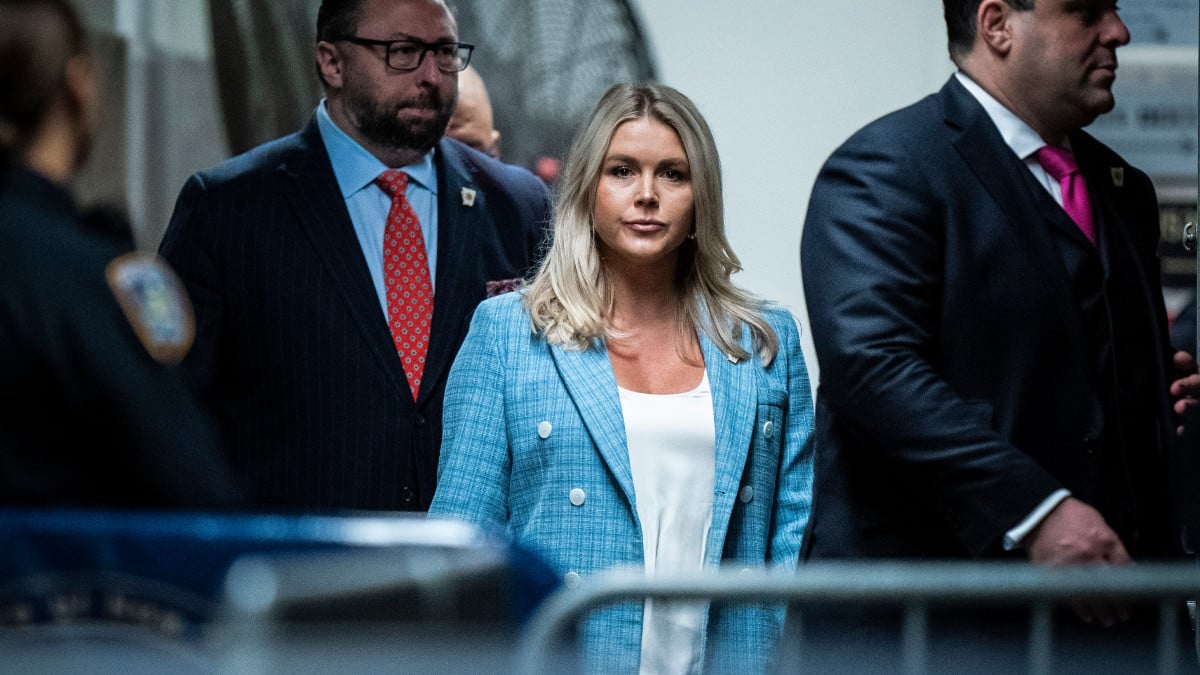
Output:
[514, 562, 1200, 675]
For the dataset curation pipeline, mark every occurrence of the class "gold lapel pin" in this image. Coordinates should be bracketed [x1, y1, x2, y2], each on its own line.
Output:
[461, 187, 477, 207]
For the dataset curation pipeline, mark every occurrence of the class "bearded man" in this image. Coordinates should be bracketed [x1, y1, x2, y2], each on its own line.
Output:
[160, 0, 550, 512]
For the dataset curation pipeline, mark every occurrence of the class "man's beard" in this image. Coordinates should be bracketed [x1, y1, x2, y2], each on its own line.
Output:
[346, 85, 456, 155]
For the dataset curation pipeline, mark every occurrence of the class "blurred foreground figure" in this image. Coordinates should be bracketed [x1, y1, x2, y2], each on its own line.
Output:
[0, 0, 241, 509]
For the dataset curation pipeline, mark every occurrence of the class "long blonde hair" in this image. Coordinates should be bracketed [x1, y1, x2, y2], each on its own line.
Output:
[523, 82, 777, 365]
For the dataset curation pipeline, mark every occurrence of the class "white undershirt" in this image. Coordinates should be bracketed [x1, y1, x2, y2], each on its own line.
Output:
[618, 371, 716, 675]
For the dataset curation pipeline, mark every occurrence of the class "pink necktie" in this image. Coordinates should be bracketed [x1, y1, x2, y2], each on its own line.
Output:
[1035, 145, 1095, 245]
[376, 170, 433, 401]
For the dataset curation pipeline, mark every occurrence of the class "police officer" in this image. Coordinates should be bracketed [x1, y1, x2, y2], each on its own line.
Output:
[0, 0, 241, 509]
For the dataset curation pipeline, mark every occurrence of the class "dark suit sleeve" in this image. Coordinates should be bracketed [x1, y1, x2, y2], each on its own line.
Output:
[801, 129, 1062, 555]
[159, 174, 224, 401]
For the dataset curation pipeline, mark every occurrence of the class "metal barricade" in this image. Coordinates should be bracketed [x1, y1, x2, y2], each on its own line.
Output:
[514, 562, 1200, 675]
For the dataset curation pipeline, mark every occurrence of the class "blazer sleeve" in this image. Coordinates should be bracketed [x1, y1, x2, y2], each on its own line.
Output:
[770, 313, 815, 568]
[428, 298, 512, 534]
[800, 129, 1062, 555]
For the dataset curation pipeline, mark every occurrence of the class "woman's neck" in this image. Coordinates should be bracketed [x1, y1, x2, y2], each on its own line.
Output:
[606, 259, 683, 330]
[604, 260, 705, 394]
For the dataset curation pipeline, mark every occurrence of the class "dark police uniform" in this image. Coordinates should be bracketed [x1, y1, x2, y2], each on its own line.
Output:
[0, 165, 241, 509]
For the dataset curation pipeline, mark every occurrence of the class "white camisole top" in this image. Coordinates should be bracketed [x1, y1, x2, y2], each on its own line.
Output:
[618, 370, 716, 675]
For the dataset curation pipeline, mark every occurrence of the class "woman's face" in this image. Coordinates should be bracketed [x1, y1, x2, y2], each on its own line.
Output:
[592, 116, 695, 273]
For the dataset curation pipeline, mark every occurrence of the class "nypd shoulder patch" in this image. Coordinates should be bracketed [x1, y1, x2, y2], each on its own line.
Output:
[104, 253, 195, 365]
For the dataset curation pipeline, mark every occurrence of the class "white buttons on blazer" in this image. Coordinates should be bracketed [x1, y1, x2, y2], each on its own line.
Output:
[739, 485, 754, 504]
[569, 488, 586, 506]
[564, 571, 581, 589]
[537, 420, 552, 439]
[763, 420, 775, 439]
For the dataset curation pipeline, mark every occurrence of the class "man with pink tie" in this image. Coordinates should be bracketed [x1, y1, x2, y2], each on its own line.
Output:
[800, 1, 1198, 666]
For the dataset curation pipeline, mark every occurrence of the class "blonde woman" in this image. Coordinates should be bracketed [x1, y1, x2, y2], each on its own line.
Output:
[430, 83, 813, 674]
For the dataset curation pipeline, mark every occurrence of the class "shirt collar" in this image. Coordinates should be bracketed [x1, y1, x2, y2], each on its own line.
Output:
[954, 71, 1057, 160]
[316, 99, 438, 198]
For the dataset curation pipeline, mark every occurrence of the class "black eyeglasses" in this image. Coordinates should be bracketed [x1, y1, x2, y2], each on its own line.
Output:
[335, 36, 474, 73]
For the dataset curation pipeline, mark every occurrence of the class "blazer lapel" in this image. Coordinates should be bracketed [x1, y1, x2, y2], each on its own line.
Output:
[548, 341, 637, 508]
[421, 140, 482, 406]
[278, 120, 409, 401]
[701, 329, 756, 559]
[548, 326, 759, 550]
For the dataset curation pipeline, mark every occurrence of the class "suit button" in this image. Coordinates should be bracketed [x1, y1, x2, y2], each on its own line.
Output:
[402, 487, 415, 503]
[414, 415, 426, 427]
[739, 486, 754, 503]
[1082, 435, 1100, 455]
[763, 421, 775, 439]
[538, 421, 553, 439]
[569, 488, 586, 506]
[564, 571, 581, 589]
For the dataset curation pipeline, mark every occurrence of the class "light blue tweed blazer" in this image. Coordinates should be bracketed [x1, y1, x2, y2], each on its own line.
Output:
[429, 291, 814, 673]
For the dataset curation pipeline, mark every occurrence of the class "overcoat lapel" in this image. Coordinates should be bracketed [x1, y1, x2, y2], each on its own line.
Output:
[549, 341, 636, 508]
[278, 121, 409, 401]
[422, 140, 482, 406]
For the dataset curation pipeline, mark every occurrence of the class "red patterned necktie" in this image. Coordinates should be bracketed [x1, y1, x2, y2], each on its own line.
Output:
[376, 170, 433, 401]
[1035, 145, 1096, 246]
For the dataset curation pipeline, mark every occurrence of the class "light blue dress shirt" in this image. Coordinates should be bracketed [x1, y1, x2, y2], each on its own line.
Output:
[315, 100, 439, 319]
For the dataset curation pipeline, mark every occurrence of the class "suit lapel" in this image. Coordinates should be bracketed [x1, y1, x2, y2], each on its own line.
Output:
[421, 140, 481, 405]
[940, 78, 1092, 357]
[278, 120, 409, 401]
[549, 341, 637, 508]
[702, 331, 755, 536]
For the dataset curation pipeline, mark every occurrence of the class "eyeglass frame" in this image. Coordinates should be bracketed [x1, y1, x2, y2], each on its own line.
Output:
[332, 36, 475, 73]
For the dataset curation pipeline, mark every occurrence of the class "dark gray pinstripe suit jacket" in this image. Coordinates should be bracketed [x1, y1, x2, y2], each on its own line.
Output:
[160, 120, 551, 511]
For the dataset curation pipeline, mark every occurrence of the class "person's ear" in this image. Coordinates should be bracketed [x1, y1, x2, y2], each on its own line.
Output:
[63, 54, 98, 120]
[316, 41, 347, 89]
[488, 130, 501, 159]
[977, 0, 1016, 57]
